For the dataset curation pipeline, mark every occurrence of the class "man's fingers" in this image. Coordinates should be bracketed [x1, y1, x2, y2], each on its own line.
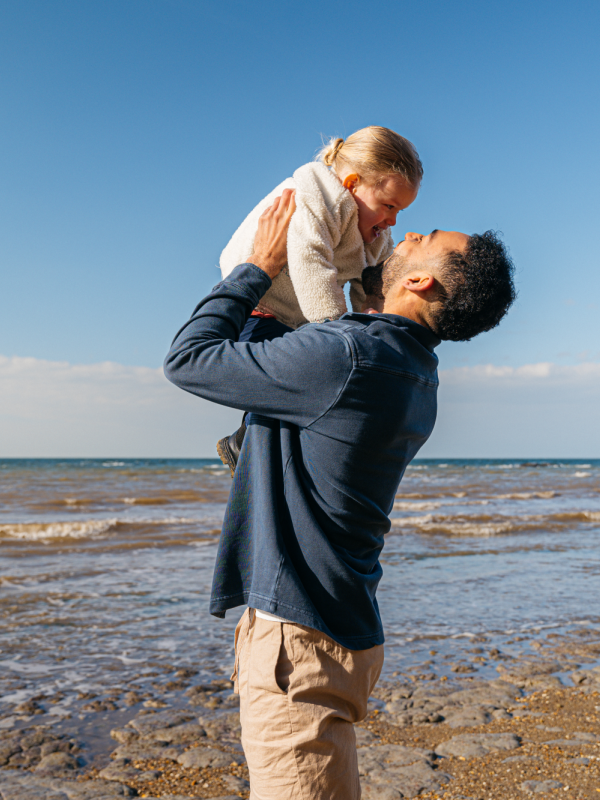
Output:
[261, 196, 281, 218]
[251, 190, 296, 279]
[282, 189, 296, 218]
[260, 189, 296, 221]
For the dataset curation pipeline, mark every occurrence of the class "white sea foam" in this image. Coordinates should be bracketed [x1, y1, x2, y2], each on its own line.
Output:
[495, 491, 556, 500]
[0, 519, 119, 540]
[0, 515, 210, 541]
[389, 513, 533, 537]
[575, 472, 592, 478]
[393, 499, 489, 511]
[393, 501, 443, 511]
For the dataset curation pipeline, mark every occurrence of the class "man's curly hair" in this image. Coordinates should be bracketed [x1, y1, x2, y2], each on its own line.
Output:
[434, 231, 516, 341]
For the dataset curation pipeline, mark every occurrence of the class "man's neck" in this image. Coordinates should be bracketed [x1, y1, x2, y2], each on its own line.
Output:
[381, 296, 431, 331]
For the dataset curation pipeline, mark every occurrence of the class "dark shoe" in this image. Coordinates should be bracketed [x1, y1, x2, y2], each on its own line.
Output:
[216, 418, 247, 478]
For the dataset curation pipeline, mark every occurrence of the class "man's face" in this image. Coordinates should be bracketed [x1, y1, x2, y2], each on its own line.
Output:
[395, 230, 469, 266]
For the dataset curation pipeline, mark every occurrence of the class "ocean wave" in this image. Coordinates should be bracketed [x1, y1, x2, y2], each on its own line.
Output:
[396, 491, 469, 500]
[390, 514, 521, 537]
[494, 491, 557, 500]
[0, 516, 215, 542]
[122, 497, 169, 505]
[389, 508, 600, 537]
[0, 519, 119, 540]
[179, 466, 230, 474]
[393, 501, 443, 511]
[554, 511, 600, 522]
[574, 472, 592, 478]
[393, 499, 489, 511]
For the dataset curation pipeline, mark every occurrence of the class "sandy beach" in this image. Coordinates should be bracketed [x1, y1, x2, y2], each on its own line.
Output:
[1, 624, 600, 798]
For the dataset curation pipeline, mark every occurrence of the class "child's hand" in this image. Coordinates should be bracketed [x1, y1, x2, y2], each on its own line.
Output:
[251, 189, 296, 279]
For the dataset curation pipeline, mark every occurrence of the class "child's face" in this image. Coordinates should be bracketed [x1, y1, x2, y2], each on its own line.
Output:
[352, 176, 419, 244]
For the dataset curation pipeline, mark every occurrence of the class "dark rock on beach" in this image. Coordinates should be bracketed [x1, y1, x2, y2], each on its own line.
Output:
[435, 732, 521, 758]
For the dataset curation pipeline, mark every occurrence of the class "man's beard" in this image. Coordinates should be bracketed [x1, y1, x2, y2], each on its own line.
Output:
[380, 253, 412, 299]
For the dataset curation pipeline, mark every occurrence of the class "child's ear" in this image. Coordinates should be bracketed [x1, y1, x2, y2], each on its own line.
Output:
[342, 174, 360, 194]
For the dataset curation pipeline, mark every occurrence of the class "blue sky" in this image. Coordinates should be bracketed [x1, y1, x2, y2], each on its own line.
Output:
[2, 0, 599, 456]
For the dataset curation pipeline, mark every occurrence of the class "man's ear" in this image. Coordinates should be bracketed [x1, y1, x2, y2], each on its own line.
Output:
[342, 173, 360, 194]
[401, 271, 435, 293]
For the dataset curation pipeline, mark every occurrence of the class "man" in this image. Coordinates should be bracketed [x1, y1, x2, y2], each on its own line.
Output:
[164, 190, 516, 799]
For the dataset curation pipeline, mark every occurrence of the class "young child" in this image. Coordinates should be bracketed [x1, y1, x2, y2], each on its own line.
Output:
[217, 125, 423, 473]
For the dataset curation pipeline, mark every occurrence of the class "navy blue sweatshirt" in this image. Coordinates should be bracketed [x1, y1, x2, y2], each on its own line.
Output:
[164, 264, 439, 649]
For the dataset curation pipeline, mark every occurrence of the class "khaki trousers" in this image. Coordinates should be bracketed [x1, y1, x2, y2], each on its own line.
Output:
[232, 609, 384, 800]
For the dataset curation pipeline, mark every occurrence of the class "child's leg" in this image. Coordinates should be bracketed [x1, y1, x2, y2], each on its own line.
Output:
[217, 314, 293, 475]
[238, 314, 293, 344]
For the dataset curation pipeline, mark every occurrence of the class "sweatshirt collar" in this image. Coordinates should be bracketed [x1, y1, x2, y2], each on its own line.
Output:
[340, 311, 441, 352]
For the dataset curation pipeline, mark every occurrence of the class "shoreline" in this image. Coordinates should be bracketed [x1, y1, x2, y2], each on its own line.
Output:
[1, 626, 600, 799]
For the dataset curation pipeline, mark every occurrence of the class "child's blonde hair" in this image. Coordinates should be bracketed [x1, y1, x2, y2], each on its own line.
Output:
[318, 125, 423, 187]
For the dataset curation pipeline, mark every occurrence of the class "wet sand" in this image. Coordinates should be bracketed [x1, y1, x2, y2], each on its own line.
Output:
[2, 625, 600, 799]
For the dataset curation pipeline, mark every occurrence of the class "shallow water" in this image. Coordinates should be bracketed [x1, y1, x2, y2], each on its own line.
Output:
[1, 458, 599, 715]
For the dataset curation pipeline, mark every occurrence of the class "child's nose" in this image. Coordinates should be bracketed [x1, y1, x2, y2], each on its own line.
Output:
[386, 210, 398, 226]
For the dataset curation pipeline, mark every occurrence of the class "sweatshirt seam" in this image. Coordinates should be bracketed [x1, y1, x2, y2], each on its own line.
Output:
[353, 363, 439, 389]
[304, 330, 356, 429]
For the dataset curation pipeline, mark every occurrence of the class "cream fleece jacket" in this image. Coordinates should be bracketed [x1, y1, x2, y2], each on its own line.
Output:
[219, 162, 394, 328]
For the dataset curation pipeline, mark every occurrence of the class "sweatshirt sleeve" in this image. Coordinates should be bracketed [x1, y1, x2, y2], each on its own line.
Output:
[164, 264, 352, 428]
[285, 186, 357, 324]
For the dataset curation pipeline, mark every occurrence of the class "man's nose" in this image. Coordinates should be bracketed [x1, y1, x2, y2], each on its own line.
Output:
[404, 232, 422, 241]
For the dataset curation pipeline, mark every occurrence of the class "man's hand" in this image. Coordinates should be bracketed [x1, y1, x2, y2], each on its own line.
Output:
[250, 189, 296, 279]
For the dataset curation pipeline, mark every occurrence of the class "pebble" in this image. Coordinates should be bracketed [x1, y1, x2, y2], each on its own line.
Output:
[97, 764, 141, 781]
[541, 734, 598, 747]
[520, 779, 564, 792]
[503, 755, 541, 763]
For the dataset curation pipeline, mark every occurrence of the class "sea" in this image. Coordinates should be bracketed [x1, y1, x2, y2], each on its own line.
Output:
[1, 457, 599, 728]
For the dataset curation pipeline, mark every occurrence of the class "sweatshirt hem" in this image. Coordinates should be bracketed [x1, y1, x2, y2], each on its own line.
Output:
[209, 590, 385, 651]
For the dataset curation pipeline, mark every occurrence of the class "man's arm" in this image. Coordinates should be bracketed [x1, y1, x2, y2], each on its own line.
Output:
[164, 192, 352, 427]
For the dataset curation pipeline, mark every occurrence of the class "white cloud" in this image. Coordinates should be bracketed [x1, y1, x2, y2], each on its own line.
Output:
[421, 361, 600, 458]
[0, 355, 240, 457]
[1, 355, 599, 458]
[441, 361, 600, 382]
